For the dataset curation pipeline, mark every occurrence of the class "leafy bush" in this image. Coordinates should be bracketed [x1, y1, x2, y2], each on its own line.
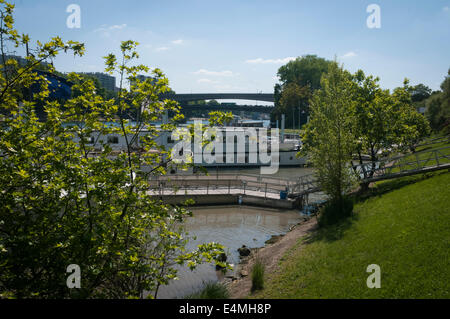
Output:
[186, 282, 229, 299]
[0, 1, 229, 299]
[318, 197, 354, 227]
[251, 259, 265, 292]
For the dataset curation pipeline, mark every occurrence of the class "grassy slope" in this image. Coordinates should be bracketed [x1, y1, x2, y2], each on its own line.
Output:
[255, 171, 450, 298]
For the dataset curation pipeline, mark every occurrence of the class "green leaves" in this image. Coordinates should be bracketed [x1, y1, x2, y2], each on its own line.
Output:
[0, 2, 229, 298]
[302, 62, 357, 202]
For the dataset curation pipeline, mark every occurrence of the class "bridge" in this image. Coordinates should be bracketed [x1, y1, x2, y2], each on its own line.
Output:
[180, 104, 274, 114]
[289, 143, 450, 198]
[162, 93, 275, 103]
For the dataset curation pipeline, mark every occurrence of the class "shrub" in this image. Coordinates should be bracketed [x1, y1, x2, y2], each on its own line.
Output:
[318, 196, 354, 227]
[186, 282, 229, 299]
[251, 259, 265, 292]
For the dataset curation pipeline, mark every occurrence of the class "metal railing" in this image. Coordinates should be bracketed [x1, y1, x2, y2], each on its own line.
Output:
[148, 173, 296, 199]
[148, 145, 450, 198]
[290, 146, 450, 196]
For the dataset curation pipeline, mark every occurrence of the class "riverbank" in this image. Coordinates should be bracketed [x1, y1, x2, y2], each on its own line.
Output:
[226, 217, 318, 298]
[228, 170, 450, 299]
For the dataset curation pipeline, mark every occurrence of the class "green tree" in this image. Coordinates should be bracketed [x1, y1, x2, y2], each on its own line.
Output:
[273, 55, 332, 127]
[351, 72, 430, 188]
[207, 99, 220, 106]
[278, 82, 310, 129]
[425, 69, 450, 133]
[391, 80, 431, 152]
[0, 1, 228, 299]
[301, 62, 356, 218]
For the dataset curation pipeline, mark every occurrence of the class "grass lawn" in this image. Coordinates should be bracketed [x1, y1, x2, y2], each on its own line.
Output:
[254, 171, 450, 298]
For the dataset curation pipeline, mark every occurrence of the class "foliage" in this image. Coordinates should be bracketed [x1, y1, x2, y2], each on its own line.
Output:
[425, 69, 450, 133]
[251, 259, 265, 292]
[301, 62, 356, 207]
[272, 55, 332, 126]
[351, 72, 430, 184]
[185, 281, 229, 299]
[0, 1, 229, 299]
[277, 82, 310, 129]
[318, 196, 353, 227]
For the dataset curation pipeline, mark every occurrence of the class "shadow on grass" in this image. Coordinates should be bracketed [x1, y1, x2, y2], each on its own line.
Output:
[304, 213, 360, 244]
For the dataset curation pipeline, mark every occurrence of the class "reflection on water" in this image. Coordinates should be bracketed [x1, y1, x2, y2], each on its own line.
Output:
[156, 205, 303, 299]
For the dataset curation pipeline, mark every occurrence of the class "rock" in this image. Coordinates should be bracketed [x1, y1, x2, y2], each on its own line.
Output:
[237, 245, 251, 257]
[240, 270, 248, 277]
[217, 252, 227, 262]
[215, 253, 227, 270]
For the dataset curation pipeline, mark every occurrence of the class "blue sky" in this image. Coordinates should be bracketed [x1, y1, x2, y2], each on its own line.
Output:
[9, 0, 450, 104]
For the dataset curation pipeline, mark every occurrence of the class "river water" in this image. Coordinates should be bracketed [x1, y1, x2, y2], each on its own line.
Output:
[156, 205, 304, 299]
[155, 166, 326, 299]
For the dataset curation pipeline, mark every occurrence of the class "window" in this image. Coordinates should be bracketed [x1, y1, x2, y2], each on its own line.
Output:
[167, 136, 174, 144]
[107, 136, 119, 144]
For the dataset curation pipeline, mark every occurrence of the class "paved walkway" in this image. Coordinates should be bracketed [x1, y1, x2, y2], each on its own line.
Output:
[147, 187, 282, 199]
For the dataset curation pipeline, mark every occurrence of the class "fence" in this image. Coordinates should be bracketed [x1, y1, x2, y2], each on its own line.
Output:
[148, 173, 297, 199]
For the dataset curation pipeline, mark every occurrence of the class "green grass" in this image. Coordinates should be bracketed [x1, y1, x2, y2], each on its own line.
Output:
[254, 171, 450, 298]
[185, 282, 230, 299]
[251, 259, 265, 292]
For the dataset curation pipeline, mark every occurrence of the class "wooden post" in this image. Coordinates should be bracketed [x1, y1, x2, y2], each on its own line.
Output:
[264, 183, 267, 199]
[228, 180, 231, 194]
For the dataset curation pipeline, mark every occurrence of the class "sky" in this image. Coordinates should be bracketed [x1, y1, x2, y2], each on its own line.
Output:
[8, 0, 450, 105]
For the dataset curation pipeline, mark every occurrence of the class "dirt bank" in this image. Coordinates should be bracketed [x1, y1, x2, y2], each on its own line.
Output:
[226, 218, 318, 298]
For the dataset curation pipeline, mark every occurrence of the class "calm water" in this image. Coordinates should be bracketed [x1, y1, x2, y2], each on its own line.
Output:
[153, 166, 326, 299]
[156, 205, 303, 299]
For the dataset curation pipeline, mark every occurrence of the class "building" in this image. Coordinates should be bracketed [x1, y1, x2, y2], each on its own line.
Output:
[129, 74, 155, 87]
[79, 72, 116, 92]
[136, 74, 154, 82]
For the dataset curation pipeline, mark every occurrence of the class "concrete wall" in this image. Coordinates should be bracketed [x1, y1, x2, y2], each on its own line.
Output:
[151, 193, 300, 209]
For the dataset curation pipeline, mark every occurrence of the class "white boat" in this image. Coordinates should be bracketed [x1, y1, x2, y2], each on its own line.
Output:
[72, 124, 306, 168]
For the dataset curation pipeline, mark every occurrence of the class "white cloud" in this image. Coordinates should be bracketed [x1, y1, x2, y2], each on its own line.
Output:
[341, 51, 357, 59]
[171, 39, 184, 45]
[197, 78, 218, 83]
[193, 69, 234, 77]
[155, 46, 169, 52]
[245, 57, 296, 64]
[94, 24, 127, 32]
[109, 24, 127, 30]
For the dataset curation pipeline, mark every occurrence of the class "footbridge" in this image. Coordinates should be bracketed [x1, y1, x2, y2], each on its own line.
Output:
[289, 144, 450, 198]
[161, 93, 275, 103]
